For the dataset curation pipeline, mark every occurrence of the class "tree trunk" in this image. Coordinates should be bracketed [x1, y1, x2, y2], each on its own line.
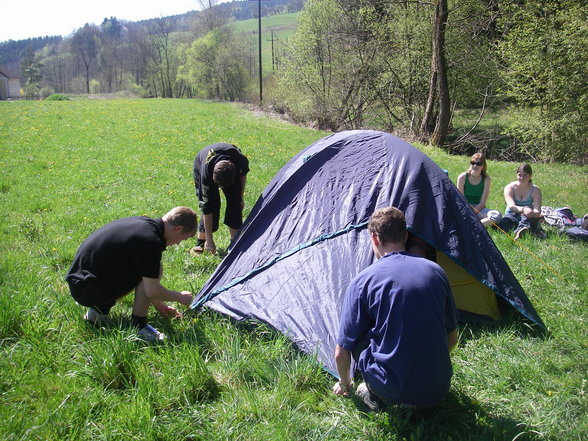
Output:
[420, 0, 450, 147]
[431, 0, 450, 146]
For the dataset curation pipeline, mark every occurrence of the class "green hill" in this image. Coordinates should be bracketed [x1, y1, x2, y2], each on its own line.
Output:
[230, 12, 299, 75]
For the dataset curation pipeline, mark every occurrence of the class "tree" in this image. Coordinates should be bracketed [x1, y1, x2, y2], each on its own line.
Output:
[420, 0, 450, 147]
[196, 0, 229, 34]
[71, 24, 100, 93]
[99, 17, 126, 93]
[182, 27, 251, 101]
[497, 0, 588, 162]
[146, 18, 177, 98]
[21, 47, 44, 99]
[279, 0, 388, 129]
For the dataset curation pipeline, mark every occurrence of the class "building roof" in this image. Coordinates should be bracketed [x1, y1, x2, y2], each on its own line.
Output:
[0, 65, 19, 79]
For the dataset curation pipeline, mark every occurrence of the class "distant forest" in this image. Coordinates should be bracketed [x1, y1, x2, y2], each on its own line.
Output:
[1, 0, 586, 164]
[0, 0, 303, 74]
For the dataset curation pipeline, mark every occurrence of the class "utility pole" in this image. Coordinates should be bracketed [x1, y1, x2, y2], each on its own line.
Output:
[267, 29, 278, 72]
[257, 0, 262, 104]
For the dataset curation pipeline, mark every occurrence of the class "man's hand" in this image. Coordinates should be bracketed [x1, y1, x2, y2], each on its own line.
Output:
[156, 303, 183, 318]
[333, 380, 352, 396]
[178, 291, 193, 306]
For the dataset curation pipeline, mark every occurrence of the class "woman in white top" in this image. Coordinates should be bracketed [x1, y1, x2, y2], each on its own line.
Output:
[501, 163, 545, 239]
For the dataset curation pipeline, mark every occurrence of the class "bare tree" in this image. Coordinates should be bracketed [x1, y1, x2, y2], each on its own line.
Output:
[147, 18, 176, 97]
[420, 0, 450, 147]
[71, 24, 100, 93]
[196, 0, 229, 34]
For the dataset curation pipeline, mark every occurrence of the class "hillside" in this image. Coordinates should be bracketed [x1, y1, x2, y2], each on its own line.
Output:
[0, 0, 303, 75]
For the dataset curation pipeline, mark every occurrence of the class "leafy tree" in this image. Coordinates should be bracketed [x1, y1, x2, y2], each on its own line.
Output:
[497, 0, 588, 163]
[182, 27, 251, 101]
[99, 17, 126, 92]
[21, 46, 43, 99]
[279, 0, 389, 130]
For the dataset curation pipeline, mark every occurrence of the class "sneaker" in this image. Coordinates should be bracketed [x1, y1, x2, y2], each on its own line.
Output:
[355, 382, 383, 412]
[190, 245, 204, 256]
[137, 324, 166, 342]
[83, 307, 109, 325]
[514, 226, 529, 240]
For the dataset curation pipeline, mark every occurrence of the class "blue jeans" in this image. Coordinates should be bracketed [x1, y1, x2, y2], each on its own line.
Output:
[500, 212, 539, 232]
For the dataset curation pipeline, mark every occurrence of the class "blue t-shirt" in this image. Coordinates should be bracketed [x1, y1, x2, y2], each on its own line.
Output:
[337, 251, 457, 407]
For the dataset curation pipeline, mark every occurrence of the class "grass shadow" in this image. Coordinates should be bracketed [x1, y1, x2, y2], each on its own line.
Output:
[356, 389, 551, 441]
[457, 307, 550, 346]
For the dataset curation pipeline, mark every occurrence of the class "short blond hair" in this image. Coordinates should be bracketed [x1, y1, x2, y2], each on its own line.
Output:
[163, 206, 197, 233]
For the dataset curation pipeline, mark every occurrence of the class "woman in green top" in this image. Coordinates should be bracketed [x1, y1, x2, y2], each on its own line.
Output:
[456, 153, 501, 227]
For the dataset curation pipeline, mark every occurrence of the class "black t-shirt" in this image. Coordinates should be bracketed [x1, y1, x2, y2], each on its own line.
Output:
[196, 143, 250, 213]
[65, 216, 166, 297]
[200, 143, 249, 184]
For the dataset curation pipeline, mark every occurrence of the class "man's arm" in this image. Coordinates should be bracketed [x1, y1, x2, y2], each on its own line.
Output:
[202, 213, 216, 253]
[142, 277, 193, 304]
[447, 329, 458, 352]
[333, 344, 353, 395]
[133, 276, 192, 318]
[240, 175, 247, 210]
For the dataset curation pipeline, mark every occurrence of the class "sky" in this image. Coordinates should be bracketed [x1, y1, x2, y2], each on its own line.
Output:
[0, 0, 210, 42]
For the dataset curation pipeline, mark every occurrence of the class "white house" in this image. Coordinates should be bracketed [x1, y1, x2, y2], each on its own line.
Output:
[0, 65, 21, 100]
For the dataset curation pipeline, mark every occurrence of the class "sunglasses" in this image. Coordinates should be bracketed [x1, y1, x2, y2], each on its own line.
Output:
[470, 161, 483, 166]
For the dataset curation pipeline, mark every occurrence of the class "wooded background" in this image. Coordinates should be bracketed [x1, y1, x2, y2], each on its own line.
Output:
[1, 0, 586, 164]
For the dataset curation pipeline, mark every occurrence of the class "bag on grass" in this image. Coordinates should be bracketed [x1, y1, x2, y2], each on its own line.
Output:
[564, 227, 588, 243]
[541, 206, 582, 227]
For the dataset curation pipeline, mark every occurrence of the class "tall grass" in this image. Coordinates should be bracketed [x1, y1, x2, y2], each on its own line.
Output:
[0, 99, 586, 440]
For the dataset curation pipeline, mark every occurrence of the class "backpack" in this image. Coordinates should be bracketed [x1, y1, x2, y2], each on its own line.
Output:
[541, 206, 582, 227]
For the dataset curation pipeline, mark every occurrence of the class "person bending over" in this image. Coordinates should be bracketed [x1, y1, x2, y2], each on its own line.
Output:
[192, 143, 249, 255]
[65, 207, 197, 342]
[333, 206, 458, 411]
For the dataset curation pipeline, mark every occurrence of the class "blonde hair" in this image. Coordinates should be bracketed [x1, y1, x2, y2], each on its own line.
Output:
[163, 207, 197, 233]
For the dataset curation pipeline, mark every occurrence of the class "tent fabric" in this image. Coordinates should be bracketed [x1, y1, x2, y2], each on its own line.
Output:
[192, 130, 545, 375]
[436, 251, 501, 320]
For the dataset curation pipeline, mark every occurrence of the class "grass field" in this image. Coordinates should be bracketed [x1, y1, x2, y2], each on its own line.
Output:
[230, 12, 298, 76]
[0, 98, 587, 440]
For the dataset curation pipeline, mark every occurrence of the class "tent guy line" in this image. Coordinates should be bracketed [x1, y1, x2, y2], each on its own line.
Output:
[192, 221, 370, 309]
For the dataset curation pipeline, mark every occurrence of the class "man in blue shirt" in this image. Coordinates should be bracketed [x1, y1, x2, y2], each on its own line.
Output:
[333, 206, 458, 410]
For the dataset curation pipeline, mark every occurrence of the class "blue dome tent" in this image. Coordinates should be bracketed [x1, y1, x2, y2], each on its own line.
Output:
[192, 130, 544, 374]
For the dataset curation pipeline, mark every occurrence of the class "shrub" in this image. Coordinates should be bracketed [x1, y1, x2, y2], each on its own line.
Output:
[45, 93, 71, 101]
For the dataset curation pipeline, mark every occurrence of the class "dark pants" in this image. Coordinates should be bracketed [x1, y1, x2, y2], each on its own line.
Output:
[499, 212, 539, 233]
[67, 278, 127, 315]
[193, 157, 243, 233]
[352, 339, 388, 408]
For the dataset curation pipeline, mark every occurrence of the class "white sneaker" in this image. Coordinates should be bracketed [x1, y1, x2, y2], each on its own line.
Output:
[83, 308, 108, 324]
[355, 382, 383, 412]
[137, 324, 166, 342]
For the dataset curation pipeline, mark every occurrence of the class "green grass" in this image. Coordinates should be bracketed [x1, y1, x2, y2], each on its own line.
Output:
[0, 99, 587, 440]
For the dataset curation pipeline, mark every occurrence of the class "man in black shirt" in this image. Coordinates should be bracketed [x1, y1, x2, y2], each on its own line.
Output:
[192, 143, 249, 255]
[66, 207, 197, 342]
